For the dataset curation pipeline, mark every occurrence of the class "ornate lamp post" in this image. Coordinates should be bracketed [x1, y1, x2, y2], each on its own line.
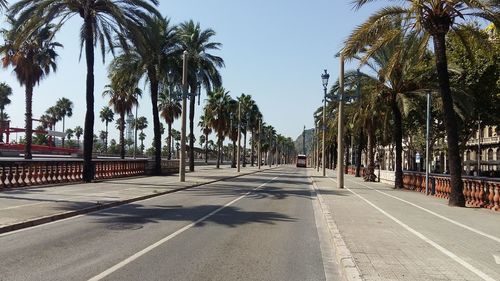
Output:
[321, 69, 330, 176]
[179, 51, 188, 182]
[337, 55, 345, 188]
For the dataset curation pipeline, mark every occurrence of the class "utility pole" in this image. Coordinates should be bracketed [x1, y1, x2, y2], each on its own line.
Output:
[337, 54, 345, 189]
[237, 101, 241, 172]
[179, 51, 188, 182]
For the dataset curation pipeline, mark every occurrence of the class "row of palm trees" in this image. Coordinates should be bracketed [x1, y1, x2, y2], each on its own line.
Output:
[318, 1, 499, 207]
[0, 1, 226, 181]
[201, 89, 296, 168]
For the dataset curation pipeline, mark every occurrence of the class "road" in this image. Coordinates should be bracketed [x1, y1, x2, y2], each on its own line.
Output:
[0, 167, 337, 281]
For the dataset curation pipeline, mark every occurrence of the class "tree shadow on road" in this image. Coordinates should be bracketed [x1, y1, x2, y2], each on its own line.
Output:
[87, 203, 296, 228]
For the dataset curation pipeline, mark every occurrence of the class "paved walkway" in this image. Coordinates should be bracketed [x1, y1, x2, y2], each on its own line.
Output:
[0, 165, 272, 234]
[309, 168, 500, 281]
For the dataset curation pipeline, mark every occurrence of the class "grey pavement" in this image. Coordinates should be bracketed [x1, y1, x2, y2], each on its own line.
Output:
[0, 164, 271, 234]
[0, 166, 335, 281]
[309, 168, 500, 281]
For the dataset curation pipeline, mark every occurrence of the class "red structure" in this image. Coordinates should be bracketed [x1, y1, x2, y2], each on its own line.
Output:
[0, 120, 79, 155]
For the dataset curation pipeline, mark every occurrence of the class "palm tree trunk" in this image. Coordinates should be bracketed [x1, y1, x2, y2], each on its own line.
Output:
[355, 129, 364, 177]
[82, 18, 95, 182]
[243, 132, 247, 167]
[24, 83, 33, 159]
[167, 122, 172, 160]
[205, 132, 208, 163]
[232, 140, 237, 168]
[105, 121, 109, 152]
[432, 33, 465, 207]
[189, 84, 196, 172]
[0, 108, 3, 143]
[62, 116, 65, 147]
[216, 138, 221, 168]
[251, 129, 255, 166]
[391, 95, 403, 189]
[120, 112, 125, 159]
[148, 69, 162, 175]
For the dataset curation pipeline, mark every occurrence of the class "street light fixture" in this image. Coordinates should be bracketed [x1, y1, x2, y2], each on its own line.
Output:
[321, 69, 330, 177]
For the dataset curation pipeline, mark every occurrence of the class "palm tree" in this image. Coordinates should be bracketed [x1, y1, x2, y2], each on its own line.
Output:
[56, 97, 73, 146]
[0, 82, 12, 143]
[98, 130, 107, 152]
[0, 21, 61, 159]
[198, 115, 212, 163]
[159, 88, 182, 160]
[103, 82, 139, 159]
[247, 103, 262, 166]
[178, 20, 225, 172]
[111, 16, 179, 175]
[203, 87, 232, 168]
[10, 0, 161, 180]
[65, 128, 74, 146]
[99, 106, 114, 152]
[347, 0, 500, 207]
[138, 131, 146, 153]
[74, 126, 83, 148]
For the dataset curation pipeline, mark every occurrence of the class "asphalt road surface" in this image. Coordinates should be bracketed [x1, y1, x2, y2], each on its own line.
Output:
[0, 166, 336, 281]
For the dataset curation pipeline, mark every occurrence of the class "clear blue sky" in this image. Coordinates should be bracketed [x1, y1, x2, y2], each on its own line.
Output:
[2, 0, 384, 147]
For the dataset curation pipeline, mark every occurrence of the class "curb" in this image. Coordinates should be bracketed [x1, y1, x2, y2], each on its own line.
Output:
[311, 177, 363, 281]
[0, 167, 276, 235]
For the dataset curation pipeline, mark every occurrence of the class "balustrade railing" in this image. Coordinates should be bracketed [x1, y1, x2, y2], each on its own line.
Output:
[0, 159, 147, 189]
[402, 171, 499, 211]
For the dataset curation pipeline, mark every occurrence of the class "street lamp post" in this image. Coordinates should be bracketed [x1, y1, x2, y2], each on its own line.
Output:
[321, 69, 330, 177]
[425, 91, 432, 195]
[316, 123, 320, 172]
[258, 118, 261, 170]
[237, 100, 241, 172]
[337, 54, 345, 188]
[179, 51, 188, 182]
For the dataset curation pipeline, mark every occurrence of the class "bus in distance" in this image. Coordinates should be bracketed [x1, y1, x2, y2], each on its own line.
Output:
[296, 154, 307, 168]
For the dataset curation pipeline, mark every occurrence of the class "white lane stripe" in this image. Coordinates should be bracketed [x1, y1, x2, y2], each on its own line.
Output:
[0, 201, 47, 211]
[345, 178, 500, 244]
[0, 214, 85, 238]
[327, 177, 496, 281]
[88, 176, 279, 281]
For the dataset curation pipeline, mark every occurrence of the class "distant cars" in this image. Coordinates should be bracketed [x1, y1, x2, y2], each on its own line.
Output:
[296, 154, 307, 168]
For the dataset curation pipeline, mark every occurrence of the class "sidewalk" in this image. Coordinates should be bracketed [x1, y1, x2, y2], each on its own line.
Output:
[0, 165, 271, 234]
[309, 168, 500, 281]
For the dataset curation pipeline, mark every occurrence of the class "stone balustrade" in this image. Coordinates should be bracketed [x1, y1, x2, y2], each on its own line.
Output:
[401, 171, 499, 211]
[0, 159, 147, 189]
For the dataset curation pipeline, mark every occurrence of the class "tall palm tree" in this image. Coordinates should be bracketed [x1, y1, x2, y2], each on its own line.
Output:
[178, 20, 225, 172]
[112, 15, 179, 175]
[65, 128, 74, 145]
[99, 106, 114, 152]
[198, 114, 212, 163]
[0, 21, 61, 159]
[103, 82, 139, 159]
[0, 82, 12, 143]
[56, 97, 73, 146]
[74, 126, 83, 148]
[248, 103, 262, 166]
[203, 87, 232, 168]
[159, 87, 182, 160]
[10, 0, 161, 180]
[347, 0, 500, 207]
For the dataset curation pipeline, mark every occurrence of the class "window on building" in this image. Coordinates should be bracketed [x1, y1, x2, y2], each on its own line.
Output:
[488, 149, 494, 161]
[466, 150, 471, 161]
[497, 149, 500, 161]
[488, 127, 493, 138]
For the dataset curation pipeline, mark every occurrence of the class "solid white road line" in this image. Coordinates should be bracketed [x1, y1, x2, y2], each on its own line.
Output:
[345, 178, 500, 244]
[0, 201, 47, 211]
[88, 176, 280, 281]
[328, 177, 496, 281]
